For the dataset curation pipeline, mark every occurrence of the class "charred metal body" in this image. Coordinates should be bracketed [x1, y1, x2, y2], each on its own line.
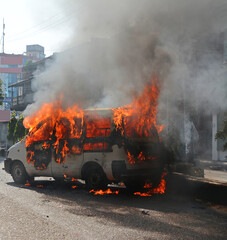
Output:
[5, 109, 168, 190]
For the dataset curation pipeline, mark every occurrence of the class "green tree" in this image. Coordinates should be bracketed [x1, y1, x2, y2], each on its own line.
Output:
[13, 114, 27, 141]
[0, 79, 4, 105]
[7, 111, 17, 143]
[216, 119, 227, 151]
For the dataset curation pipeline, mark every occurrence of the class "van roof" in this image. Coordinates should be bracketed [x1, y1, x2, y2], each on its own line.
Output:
[84, 108, 113, 117]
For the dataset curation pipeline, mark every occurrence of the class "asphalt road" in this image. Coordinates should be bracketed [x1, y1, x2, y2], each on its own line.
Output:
[0, 157, 226, 240]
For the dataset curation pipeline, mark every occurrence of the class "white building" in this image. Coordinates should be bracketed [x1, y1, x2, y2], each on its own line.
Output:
[212, 113, 227, 161]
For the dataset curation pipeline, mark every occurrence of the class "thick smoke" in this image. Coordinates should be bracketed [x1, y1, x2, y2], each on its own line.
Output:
[25, 0, 227, 150]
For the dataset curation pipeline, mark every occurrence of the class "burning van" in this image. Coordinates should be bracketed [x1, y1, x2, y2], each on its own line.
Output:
[4, 107, 167, 190]
[4, 78, 168, 190]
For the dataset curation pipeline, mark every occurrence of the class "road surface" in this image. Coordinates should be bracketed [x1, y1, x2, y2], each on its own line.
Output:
[0, 157, 226, 240]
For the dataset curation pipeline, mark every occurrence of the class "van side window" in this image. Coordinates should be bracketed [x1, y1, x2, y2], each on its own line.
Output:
[83, 117, 112, 152]
[86, 117, 111, 137]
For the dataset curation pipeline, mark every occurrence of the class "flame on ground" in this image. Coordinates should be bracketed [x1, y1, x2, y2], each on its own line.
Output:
[90, 173, 166, 196]
[64, 175, 78, 182]
[89, 188, 119, 195]
[134, 172, 167, 197]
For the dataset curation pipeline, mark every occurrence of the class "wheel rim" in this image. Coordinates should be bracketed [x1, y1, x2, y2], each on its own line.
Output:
[15, 167, 22, 178]
[89, 172, 101, 187]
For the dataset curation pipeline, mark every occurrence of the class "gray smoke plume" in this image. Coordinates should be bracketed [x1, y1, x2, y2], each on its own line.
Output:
[24, 0, 227, 143]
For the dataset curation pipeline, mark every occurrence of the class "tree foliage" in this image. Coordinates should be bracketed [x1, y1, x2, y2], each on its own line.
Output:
[14, 114, 27, 142]
[216, 119, 227, 150]
[8, 112, 28, 144]
[7, 111, 17, 143]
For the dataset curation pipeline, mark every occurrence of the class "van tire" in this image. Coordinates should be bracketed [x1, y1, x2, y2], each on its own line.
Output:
[85, 166, 107, 190]
[11, 161, 28, 184]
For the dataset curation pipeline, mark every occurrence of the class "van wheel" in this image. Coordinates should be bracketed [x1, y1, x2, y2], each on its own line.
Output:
[85, 166, 107, 190]
[11, 162, 28, 184]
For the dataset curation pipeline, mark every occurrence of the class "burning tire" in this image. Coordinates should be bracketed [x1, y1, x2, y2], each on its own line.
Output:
[84, 165, 107, 190]
[11, 161, 29, 184]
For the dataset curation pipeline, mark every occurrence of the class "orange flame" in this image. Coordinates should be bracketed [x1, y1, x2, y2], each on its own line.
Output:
[24, 99, 84, 148]
[71, 145, 82, 154]
[23, 75, 163, 170]
[144, 182, 153, 188]
[64, 175, 78, 182]
[127, 151, 136, 164]
[113, 76, 164, 164]
[27, 150, 34, 163]
[86, 117, 111, 137]
[134, 172, 167, 196]
[113, 76, 164, 137]
[42, 142, 50, 149]
[23, 99, 112, 166]
[89, 188, 119, 195]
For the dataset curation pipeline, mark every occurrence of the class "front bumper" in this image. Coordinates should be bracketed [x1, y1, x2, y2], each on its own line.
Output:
[4, 158, 12, 174]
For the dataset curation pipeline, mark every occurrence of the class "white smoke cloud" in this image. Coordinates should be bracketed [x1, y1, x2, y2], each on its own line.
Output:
[25, 0, 227, 122]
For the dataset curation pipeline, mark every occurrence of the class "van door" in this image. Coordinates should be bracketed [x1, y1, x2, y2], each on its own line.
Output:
[51, 139, 84, 178]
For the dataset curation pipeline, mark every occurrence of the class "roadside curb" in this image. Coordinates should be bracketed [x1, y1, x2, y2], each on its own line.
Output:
[166, 173, 227, 205]
[196, 159, 227, 171]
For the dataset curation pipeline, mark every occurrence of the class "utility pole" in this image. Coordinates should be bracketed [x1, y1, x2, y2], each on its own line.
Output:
[2, 18, 5, 53]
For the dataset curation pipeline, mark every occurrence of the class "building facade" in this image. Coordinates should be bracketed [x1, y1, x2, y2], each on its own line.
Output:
[0, 110, 10, 151]
[0, 45, 45, 110]
[211, 31, 227, 161]
[212, 113, 227, 161]
[191, 31, 227, 161]
[9, 54, 54, 111]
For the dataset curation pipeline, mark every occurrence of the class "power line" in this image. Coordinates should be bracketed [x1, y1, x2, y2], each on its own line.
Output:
[7, 0, 85, 43]
[2, 19, 5, 53]
[7, 0, 82, 39]
[7, 11, 65, 39]
[7, 13, 75, 43]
